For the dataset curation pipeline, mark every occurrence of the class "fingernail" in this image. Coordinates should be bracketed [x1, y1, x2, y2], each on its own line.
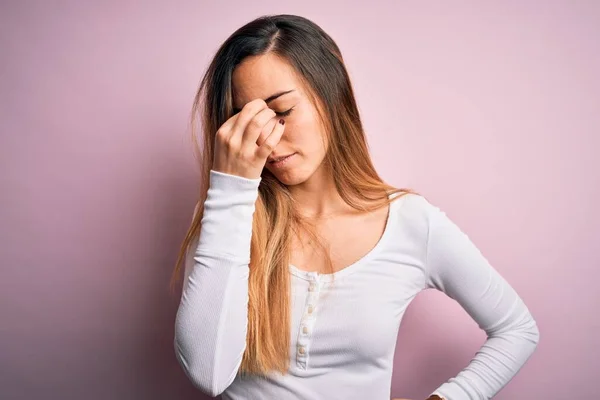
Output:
[279, 119, 285, 125]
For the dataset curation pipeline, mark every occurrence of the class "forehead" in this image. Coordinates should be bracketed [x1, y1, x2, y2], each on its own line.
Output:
[232, 54, 300, 107]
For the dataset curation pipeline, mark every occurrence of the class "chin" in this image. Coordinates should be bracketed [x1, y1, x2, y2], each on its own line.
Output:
[276, 175, 306, 186]
[266, 165, 314, 186]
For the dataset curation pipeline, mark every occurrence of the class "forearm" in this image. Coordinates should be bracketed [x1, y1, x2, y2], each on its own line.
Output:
[174, 170, 261, 396]
[431, 310, 540, 399]
[174, 250, 251, 396]
[422, 195, 540, 399]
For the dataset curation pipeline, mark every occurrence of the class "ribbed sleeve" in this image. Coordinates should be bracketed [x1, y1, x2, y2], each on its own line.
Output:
[421, 197, 540, 399]
[174, 169, 261, 397]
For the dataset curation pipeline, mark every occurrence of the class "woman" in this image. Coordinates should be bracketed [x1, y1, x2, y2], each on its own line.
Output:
[171, 14, 540, 400]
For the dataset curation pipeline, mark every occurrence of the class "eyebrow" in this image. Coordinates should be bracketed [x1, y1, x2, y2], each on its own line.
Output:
[233, 89, 295, 113]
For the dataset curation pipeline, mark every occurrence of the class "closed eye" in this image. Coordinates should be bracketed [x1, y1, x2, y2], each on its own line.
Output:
[275, 107, 294, 117]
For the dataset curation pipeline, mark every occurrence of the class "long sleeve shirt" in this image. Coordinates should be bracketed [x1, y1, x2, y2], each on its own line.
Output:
[174, 169, 540, 400]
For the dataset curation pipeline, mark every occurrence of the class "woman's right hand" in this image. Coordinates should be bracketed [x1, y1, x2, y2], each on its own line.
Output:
[212, 98, 286, 180]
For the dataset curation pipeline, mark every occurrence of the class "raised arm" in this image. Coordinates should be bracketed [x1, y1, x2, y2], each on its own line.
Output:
[174, 169, 261, 397]
[421, 197, 540, 399]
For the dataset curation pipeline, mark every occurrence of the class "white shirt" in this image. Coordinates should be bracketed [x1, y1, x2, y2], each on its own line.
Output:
[174, 170, 540, 400]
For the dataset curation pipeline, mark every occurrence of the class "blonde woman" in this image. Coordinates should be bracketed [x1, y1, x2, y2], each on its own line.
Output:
[171, 14, 539, 400]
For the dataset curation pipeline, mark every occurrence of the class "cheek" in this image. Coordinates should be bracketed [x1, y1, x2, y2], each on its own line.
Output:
[284, 111, 324, 147]
[283, 126, 323, 153]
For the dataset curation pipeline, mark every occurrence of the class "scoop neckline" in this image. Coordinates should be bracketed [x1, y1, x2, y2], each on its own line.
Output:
[288, 192, 402, 283]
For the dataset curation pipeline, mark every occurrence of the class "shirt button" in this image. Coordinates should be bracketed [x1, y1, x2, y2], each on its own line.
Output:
[307, 305, 314, 314]
[302, 326, 309, 334]
[298, 346, 306, 355]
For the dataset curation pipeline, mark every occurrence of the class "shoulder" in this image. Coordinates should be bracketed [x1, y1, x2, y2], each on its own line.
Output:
[391, 191, 436, 212]
[390, 192, 439, 234]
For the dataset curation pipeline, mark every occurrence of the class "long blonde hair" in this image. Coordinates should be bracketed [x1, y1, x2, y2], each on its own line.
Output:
[169, 14, 418, 377]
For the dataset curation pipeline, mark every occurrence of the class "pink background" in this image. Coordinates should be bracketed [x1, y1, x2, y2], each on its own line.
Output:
[1, 1, 598, 399]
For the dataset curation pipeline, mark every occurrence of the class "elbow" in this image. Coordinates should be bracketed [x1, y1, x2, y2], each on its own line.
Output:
[174, 339, 238, 397]
[526, 318, 541, 348]
[518, 309, 540, 349]
[187, 372, 223, 397]
[192, 376, 229, 398]
[195, 371, 235, 398]
[487, 308, 541, 349]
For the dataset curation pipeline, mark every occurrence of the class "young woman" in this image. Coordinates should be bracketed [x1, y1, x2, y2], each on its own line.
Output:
[171, 14, 540, 400]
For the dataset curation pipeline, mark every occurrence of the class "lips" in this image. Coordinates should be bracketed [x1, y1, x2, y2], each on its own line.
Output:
[268, 153, 295, 163]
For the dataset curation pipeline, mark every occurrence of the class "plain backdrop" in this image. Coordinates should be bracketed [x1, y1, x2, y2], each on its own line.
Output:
[1, 1, 598, 399]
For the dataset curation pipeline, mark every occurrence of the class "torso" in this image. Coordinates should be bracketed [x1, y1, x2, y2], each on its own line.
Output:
[223, 193, 435, 400]
[289, 202, 391, 274]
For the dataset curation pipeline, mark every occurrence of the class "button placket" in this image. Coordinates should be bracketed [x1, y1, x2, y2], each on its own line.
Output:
[296, 274, 322, 369]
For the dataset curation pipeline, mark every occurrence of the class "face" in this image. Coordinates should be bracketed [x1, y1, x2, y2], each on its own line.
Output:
[231, 53, 329, 186]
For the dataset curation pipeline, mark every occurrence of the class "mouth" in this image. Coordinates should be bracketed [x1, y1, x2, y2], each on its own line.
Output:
[268, 153, 296, 164]
[268, 153, 296, 166]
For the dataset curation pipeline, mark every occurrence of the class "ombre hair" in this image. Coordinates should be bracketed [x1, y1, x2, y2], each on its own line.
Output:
[170, 14, 418, 377]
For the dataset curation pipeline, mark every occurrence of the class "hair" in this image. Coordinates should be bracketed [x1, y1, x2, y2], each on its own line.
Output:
[169, 14, 419, 377]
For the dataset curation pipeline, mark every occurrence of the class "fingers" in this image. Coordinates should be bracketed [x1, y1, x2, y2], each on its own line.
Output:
[216, 99, 265, 141]
[229, 99, 271, 142]
[217, 110, 239, 135]
[240, 107, 277, 147]
[253, 114, 279, 148]
[256, 117, 285, 161]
